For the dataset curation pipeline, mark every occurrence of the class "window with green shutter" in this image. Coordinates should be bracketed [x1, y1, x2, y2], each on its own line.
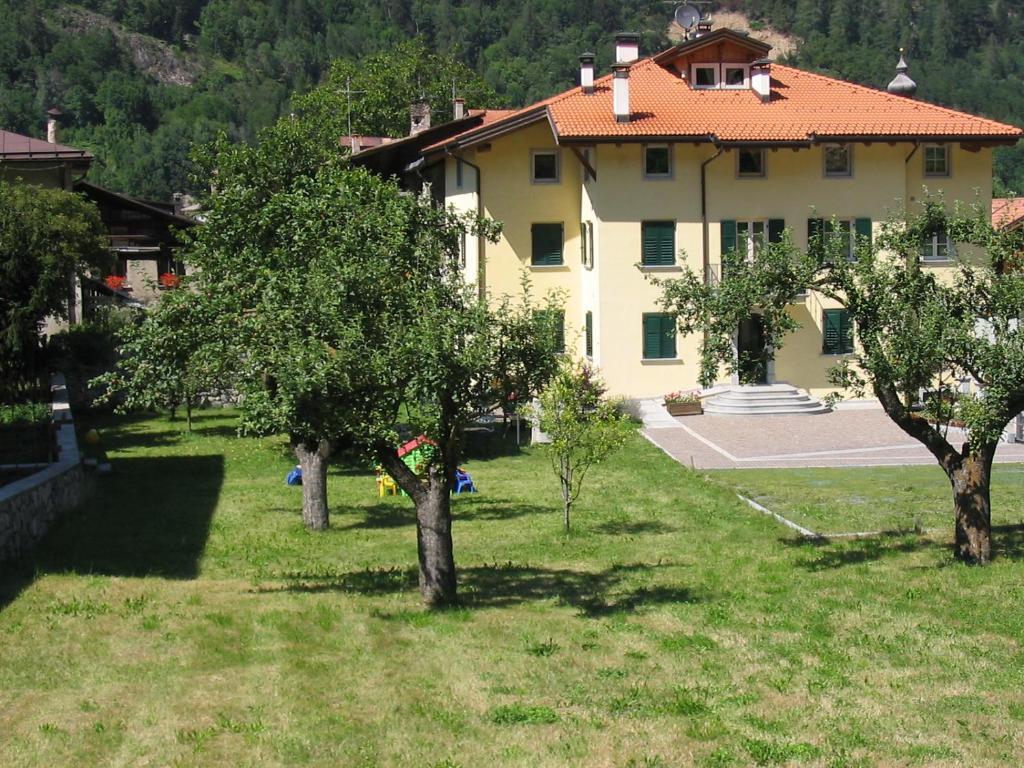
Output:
[641, 221, 675, 266]
[721, 220, 737, 255]
[823, 309, 854, 354]
[531, 223, 563, 266]
[768, 218, 785, 244]
[585, 311, 593, 357]
[642, 313, 676, 359]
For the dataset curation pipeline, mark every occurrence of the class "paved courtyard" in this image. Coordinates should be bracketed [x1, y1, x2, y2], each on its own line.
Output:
[644, 408, 1024, 469]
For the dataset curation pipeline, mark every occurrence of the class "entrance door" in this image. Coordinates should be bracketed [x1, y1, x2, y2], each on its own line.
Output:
[737, 314, 768, 384]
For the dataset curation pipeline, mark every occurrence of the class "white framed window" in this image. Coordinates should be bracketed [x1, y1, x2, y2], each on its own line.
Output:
[737, 148, 765, 177]
[722, 64, 749, 88]
[921, 228, 954, 262]
[531, 150, 560, 183]
[644, 144, 672, 178]
[690, 63, 748, 89]
[924, 144, 950, 177]
[824, 144, 852, 177]
[829, 219, 855, 260]
[736, 220, 766, 261]
[692, 64, 718, 88]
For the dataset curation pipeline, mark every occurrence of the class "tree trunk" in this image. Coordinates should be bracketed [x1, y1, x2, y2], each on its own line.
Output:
[561, 475, 572, 532]
[292, 436, 331, 531]
[416, 471, 457, 606]
[950, 448, 994, 564]
[185, 400, 193, 433]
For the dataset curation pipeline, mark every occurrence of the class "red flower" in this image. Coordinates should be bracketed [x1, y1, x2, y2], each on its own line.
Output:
[159, 272, 180, 288]
[104, 275, 126, 290]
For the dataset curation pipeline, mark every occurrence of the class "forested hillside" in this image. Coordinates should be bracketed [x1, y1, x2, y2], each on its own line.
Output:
[2, 0, 1022, 199]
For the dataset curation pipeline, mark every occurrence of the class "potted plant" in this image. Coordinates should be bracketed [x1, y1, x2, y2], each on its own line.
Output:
[664, 390, 703, 416]
[104, 275, 127, 291]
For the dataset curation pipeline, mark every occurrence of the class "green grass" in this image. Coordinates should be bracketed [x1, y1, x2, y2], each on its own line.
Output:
[2, 410, 1024, 766]
[711, 465, 1024, 535]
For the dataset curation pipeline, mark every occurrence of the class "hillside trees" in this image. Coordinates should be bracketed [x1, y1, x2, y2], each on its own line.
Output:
[658, 200, 1024, 564]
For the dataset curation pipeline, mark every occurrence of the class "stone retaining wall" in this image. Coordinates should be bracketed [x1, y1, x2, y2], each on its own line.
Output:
[0, 373, 86, 562]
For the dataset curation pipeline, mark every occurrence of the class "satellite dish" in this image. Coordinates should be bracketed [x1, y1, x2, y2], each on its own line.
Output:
[675, 4, 701, 30]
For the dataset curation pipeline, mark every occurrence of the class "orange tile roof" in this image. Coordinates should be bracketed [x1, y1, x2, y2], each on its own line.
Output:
[428, 54, 1022, 151]
[993, 198, 1024, 229]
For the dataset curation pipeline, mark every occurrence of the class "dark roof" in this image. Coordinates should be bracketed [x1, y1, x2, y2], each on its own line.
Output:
[74, 180, 196, 227]
[0, 129, 92, 161]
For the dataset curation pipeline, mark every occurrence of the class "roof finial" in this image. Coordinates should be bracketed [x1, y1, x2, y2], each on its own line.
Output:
[887, 47, 917, 97]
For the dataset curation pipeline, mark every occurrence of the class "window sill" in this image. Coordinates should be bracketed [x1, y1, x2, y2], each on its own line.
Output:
[638, 264, 681, 273]
[530, 179, 560, 185]
[821, 352, 855, 358]
[643, 174, 673, 181]
[920, 259, 953, 266]
[529, 264, 569, 271]
[641, 358, 683, 365]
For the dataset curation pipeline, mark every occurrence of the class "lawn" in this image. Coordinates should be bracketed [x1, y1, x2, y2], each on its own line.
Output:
[711, 465, 1024, 535]
[3, 411, 1024, 767]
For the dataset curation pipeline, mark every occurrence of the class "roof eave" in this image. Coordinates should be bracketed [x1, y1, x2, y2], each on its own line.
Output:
[425, 106, 550, 156]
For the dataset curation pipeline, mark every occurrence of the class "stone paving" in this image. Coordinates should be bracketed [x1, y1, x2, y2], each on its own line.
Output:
[644, 408, 1024, 469]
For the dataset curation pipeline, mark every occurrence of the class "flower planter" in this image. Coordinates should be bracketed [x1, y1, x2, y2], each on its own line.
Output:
[665, 401, 702, 416]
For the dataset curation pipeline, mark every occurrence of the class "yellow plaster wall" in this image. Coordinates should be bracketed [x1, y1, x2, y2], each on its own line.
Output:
[450, 128, 995, 400]
[473, 121, 584, 355]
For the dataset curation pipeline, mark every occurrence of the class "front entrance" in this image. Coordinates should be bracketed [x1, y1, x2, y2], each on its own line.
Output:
[737, 314, 768, 384]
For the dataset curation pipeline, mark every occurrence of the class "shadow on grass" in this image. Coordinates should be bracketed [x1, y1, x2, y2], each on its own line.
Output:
[0, 453, 224, 611]
[265, 561, 704, 617]
[595, 519, 678, 536]
[787, 523, 1024, 570]
[337, 495, 550, 530]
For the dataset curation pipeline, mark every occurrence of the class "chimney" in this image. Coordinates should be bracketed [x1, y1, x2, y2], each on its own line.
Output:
[453, 97, 465, 121]
[579, 53, 595, 94]
[695, 19, 713, 37]
[46, 107, 62, 144]
[614, 32, 640, 63]
[751, 59, 771, 102]
[886, 48, 917, 97]
[613, 64, 630, 123]
[410, 100, 431, 135]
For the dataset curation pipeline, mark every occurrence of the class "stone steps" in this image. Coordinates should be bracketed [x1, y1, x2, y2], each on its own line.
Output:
[702, 384, 830, 416]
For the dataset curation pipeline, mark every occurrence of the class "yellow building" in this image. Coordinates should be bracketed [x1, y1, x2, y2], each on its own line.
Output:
[359, 29, 1022, 406]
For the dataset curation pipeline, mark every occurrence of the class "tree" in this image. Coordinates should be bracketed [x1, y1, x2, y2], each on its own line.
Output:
[186, 118, 561, 603]
[658, 199, 1024, 564]
[291, 38, 500, 147]
[527, 361, 632, 531]
[91, 285, 229, 432]
[0, 181, 107, 398]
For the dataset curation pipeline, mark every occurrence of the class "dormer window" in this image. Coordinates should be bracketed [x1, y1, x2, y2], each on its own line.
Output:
[690, 63, 749, 89]
[693, 65, 718, 88]
[723, 65, 749, 88]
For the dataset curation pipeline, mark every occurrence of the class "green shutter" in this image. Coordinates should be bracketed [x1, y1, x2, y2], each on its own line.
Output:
[642, 221, 675, 265]
[721, 220, 737, 255]
[823, 309, 853, 354]
[808, 218, 825, 257]
[531, 223, 563, 265]
[585, 311, 593, 357]
[555, 311, 565, 352]
[855, 217, 872, 246]
[643, 315, 660, 359]
[580, 222, 588, 265]
[839, 311, 853, 353]
[661, 314, 677, 358]
[768, 218, 785, 244]
[643, 313, 676, 359]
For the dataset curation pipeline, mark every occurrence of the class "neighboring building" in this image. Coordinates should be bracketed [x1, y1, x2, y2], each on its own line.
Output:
[993, 198, 1024, 231]
[356, 28, 1023, 403]
[2, 116, 95, 333]
[75, 180, 195, 307]
[0, 115, 92, 191]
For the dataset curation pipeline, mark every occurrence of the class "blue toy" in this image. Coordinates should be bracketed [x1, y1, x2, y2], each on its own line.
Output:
[286, 466, 303, 486]
[454, 468, 476, 494]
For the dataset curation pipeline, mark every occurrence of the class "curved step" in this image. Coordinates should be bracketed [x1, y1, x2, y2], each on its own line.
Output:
[702, 385, 830, 416]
